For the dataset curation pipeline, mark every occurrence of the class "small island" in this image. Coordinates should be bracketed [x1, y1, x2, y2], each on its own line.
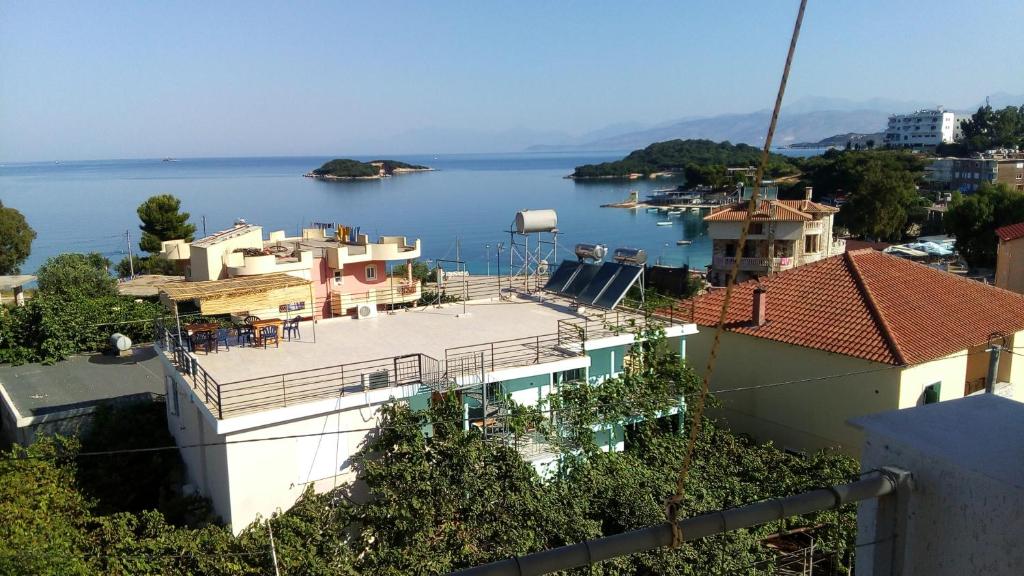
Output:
[569, 139, 797, 180]
[304, 158, 433, 180]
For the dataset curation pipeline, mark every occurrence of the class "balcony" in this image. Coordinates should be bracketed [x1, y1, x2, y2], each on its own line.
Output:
[804, 220, 824, 232]
[712, 256, 795, 272]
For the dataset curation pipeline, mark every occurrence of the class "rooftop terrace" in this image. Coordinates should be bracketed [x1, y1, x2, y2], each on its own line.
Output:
[158, 292, 658, 419]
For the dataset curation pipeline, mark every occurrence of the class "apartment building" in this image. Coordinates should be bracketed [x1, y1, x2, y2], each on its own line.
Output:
[884, 108, 960, 149]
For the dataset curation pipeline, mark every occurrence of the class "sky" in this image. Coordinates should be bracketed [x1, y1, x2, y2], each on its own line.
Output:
[2, 0, 1023, 162]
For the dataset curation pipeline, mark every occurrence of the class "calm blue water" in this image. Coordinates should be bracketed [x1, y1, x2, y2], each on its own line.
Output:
[0, 150, 819, 276]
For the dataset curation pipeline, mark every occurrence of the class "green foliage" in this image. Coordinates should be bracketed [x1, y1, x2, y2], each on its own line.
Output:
[390, 261, 433, 282]
[370, 159, 430, 172]
[0, 292, 165, 364]
[116, 254, 179, 278]
[939, 104, 1024, 155]
[0, 200, 36, 275]
[137, 194, 196, 254]
[572, 139, 798, 179]
[36, 252, 116, 299]
[310, 159, 382, 178]
[945, 183, 1024, 268]
[795, 150, 926, 241]
[0, 437, 94, 576]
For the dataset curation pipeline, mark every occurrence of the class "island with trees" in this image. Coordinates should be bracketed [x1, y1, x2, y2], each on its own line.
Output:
[304, 158, 433, 180]
[569, 139, 799, 180]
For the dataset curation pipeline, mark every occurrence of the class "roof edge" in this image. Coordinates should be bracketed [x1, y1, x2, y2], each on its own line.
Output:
[845, 250, 908, 366]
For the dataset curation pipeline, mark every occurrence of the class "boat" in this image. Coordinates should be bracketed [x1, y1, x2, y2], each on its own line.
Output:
[676, 240, 692, 246]
[656, 221, 673, 227]
[667, 210, 682, 215]
[162, 158, 179, 162]
[646, 207, 660, 213]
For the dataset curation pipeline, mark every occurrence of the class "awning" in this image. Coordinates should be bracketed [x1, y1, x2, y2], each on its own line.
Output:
[158, 273, 312, 315]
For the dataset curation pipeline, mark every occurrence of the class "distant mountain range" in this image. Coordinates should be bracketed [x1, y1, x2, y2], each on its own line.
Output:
[525, 94, 1024, 153]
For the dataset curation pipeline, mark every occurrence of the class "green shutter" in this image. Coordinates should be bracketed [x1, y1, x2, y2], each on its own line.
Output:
[924, 382, 941, 404]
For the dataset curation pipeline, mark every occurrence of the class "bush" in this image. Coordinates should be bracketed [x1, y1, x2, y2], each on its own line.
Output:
[37, 253, 116, 299]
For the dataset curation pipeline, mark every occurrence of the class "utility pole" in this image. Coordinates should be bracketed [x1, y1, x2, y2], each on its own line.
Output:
[202, 215, 207, 236]
[486, 244, 491, 276]
[986, 335, 1003, 394]
[125, 230, 135, 277]
[268, 521, 281, 576]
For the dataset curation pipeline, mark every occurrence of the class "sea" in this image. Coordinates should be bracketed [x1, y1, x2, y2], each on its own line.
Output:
[0, 150, 823, 277]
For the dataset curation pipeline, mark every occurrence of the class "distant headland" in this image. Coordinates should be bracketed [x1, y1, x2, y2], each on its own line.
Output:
[568, 139, 794, 180]
[304, 158, 433, 180]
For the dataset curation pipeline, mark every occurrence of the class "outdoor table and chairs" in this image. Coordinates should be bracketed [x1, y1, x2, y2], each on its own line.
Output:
[185, 322, 223, 354]
[251, 318, 283, 349]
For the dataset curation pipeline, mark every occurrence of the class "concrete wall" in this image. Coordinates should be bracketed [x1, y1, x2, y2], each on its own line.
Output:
[856, 396, 1024, 576]
[189, 227, 265, 281]
[898, 349, 970, 407]
[995, 237, 1024, 294]
[686, 330, 901, 457]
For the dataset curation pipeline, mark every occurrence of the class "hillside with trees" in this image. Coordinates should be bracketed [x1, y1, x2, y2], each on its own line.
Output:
[306, 158, 432, 179]
[570, 139, 799, 180]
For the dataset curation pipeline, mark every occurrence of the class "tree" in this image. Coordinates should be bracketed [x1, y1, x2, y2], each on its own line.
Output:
[390, 261, 433, 282]
[116, 255, 177, 278]
[36, 252, 116, 299]
[137, 194, 196, 254]
[945, 183, 1024, 268]
[0, 200, 36, 275]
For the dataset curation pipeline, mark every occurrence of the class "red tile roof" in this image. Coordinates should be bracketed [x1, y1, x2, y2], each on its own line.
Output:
[704, 200, 812, 222]
[689, 249, 1024, 366]
[995, 222, 1024, 242]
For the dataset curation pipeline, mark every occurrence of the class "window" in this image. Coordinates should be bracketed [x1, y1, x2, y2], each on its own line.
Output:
[803, 234, 820, 253]
[724, 243, 737, 257]
[167, 376, 180, 416]
[556, 368, 584, 383]
[365, 265, 377, 280]
[333, 270, 343, 285]
[749, 223, 764, 235]
[924, 382, 941, 404]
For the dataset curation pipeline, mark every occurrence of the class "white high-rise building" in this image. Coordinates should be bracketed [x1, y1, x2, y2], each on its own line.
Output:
[884, 108, 959, 148]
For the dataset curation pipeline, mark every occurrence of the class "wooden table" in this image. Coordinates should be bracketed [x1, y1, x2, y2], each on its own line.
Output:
[185, 322, 221, 353]
[250, 319, 283, 346]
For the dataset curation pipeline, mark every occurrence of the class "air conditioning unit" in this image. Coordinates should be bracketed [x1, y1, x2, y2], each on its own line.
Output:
[356, 304, 377, 319]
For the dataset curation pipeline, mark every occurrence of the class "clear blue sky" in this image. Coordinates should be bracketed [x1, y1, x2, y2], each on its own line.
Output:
[2, 0, 1022, 162]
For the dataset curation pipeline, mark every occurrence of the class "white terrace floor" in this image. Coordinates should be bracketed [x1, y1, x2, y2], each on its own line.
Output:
[191, 295, 592, 384]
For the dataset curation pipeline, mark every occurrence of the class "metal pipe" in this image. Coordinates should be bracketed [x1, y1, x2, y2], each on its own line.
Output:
[450, 471, 900, 576]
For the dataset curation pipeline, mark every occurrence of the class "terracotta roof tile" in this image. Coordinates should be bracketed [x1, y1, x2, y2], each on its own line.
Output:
[704, 200, 812, 222]
[689, 249, 1024, 366]
[995, 222, 1024, 242]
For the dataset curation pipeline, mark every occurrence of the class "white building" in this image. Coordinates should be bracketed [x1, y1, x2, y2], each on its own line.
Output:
[884, 108, 959, 148]
[156, 277, 696, 533]
[704, 184, 844, 286]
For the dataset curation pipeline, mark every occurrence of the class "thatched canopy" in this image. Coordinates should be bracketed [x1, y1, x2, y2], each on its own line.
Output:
[158, 273, 312, 315]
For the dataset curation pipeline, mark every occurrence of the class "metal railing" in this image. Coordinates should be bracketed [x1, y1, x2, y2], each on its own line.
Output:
[331, 280, 422, 314]
[712, 255, 794, 271]
[155, 321, 447, 419]
[444, 332, 575, 384]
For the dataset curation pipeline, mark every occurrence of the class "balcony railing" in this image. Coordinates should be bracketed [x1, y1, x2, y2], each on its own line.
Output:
[331, 280, 422, 313]
[804, 220, 824, 232]
[712, 255, 795, 272]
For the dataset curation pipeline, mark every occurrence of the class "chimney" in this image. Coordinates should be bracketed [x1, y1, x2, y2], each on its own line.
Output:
[752, 286, 767, 327]
[804, 186, 813, 201]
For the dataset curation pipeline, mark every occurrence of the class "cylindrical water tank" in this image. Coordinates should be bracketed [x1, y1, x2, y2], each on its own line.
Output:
[575, 243, 608, 262]
[110, 333, 132, 351]
[515, 209, 558, 234]
[613, 247, 648, 265]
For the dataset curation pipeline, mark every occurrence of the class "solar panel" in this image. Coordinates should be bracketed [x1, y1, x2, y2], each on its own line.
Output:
[544, 260, 582, 293]
[593, 264, 643, 309]
[576, 262, 622, 304]
[561, 263, 601, 299]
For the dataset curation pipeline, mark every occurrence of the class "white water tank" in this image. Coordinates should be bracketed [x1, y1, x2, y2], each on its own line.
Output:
[109, 333, 132, 354]
[515, 209, 558, 234]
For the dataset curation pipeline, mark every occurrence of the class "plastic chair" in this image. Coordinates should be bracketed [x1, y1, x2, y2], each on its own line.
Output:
[283, 317, 301, 341]
[244, 315, 261, 325]
[260, 325, 280, 349]
[235, 324, 254, 347]
[190, 331, 213, 354]
[216, 328, 232, 352]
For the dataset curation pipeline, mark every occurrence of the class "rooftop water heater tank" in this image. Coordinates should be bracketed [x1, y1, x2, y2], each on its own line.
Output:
[613, 247, 648, 266]
[515, 209, 558, 234]
[574, 243, 608, 262]
[109, 333, 132, 357]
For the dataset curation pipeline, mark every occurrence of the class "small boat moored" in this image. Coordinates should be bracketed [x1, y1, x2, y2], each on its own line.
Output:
[656, 221, 673, 227]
